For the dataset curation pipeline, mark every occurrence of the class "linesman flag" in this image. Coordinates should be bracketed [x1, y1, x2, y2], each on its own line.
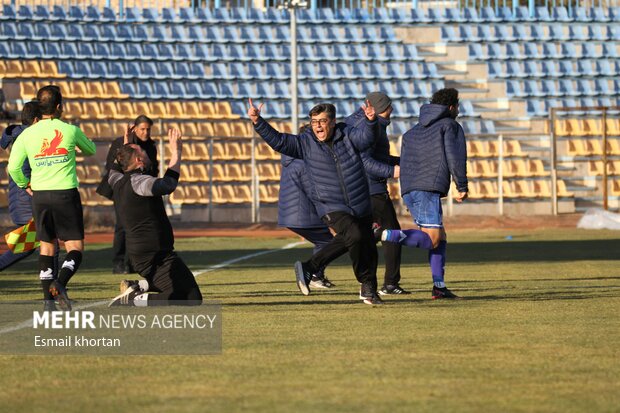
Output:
[4, 218, 40, 253]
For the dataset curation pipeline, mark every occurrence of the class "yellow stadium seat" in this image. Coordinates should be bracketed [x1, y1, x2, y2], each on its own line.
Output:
[190, 142, 210, 161]
[72, 81, 88, 99]
[62, 101, 82, 120]
[116, 102, 134, 120]
[183, 185, 203, 204]
[606, 119, 620, 136]
[224, 163, 250, 182]
[213, 122, 232, 137]
[81, 101, 101, 120]
[5, 61, 24, 77]
[257, 163, 280, 181]
[211, 164, 225, 181]
[190, 164, 209, 181]
[167, 102, 186, 119]
[479, 181, 498, 198]
[226, 141, 252, 160]
[528, 159, 547, 176]
[148, 102, 167, 119]
[215, 102, 240, 119]
[80, 122, 98, 139]
[211, 142, 227, 160]
[98, 101, 120, 120]
[169, 185, 185, 204]
[0, 61, 6, 75]
[504, 140, 525, 157]
[40, 61, 63, 78]
[606, 139, 620, 155]
[557, 179, 573, 197]
[259, 184, 279, 203]
[501, 180, 518, 198]
[182, 102, 202, 119]
[214, 184, 250, 204]
[179, 164, 193, 182]
[255, 142, 279, 160]
[103, 82, 127, 99]
[22, 60, 41, 77]
[567, 139, 590, 156]
[199, 102, 217, 118]
[611, 179, 620, 196]
[584, 119, 603, 136]
[85, 165, 102, 183]
[230, 121, 252, 137]
[19, 81, 37, 100]
[197, 122, 215, 138]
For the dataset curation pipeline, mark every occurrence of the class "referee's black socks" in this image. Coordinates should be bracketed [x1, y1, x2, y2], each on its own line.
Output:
[39, 255, 55, 300]
[58, 250, 83, 287]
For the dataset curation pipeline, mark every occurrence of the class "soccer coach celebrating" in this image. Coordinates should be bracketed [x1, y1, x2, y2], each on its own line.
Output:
[8, 85, 96, 310]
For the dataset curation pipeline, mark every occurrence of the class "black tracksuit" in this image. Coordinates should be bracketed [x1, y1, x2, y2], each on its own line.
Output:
[109, 167, 201, 304]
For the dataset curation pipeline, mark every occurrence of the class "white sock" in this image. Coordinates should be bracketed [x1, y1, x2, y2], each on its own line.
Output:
[134, 293, 148, 307]
[434, 281, 446, 288]
[138, 280, 149, 292]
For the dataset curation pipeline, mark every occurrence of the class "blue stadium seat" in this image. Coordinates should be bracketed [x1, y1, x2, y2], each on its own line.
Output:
[506, 80, 523, 97]
[9, 41, 28, 58]
[526, 100, 546, 116]
[588, 25, 607, 41]
[505, 61, 524, 78]
[139, 61, 157, 79]
[124, 7, 142, 22]
[541, 60, 560, 77]
[91, 61, 108, 79]
[73, 61, 91, 78]
[136, 82, 154, 99]
[468, 44, 485, 60]
[100, 25, 118, 42]
[596, 60, 614, 77]
[459, 26, 477, 42]
[589, 7, 609, 22]
[505, 43, 523, 59]
[572, 7, 591, 22]
[514, 6, 533, 21]
[481, 120, 496, 134]
[524, 60, 542, 77]
[168, 82, 186, 99]
[17, 5, 34, 21]
[237, 81, 254, 98]
[463, 7, 481, 22]
[542, 43, 561, 59]
[410, 8, 430, 23]
[212, 63, 231, 79]
[477, 25, 496, 42]
[26, 42, 44, 58]
[534, 7, 552, 21]
[195, 7, 214, 23]
[1, 4, 16, 21]
[487, 61, 503, 78]
[185, 82, 201, 99]
[482, 6, 503, 22]
[529, 24, 548, 41]
[56, 61, 74, 77]
[602, 43, 618, 58]
[561, 43, 578, 59]
[577, 59, 595, 76]
[569, 25, 587, 41]
[85, 6, 101, 22]
[217, 83, 234, 99]
[141, 7, 159, 22]
[32, 5, 50, 21]
[152, 82, 171, 99]
[543, 79, 559, 96]
[427, 8, 448, 23]
[212, 8, 233, 23]
[102, 7, 116, 22]
[179, 7, 199, 23]
[159, 62, 176, 79]
[548, 24, 568, 41]
[494, 25, 513, 42]
[441, 26, 460, 42]
[523, 42, 540, 59]
[76, 43, 93, 59]
[67, 23, 84, 41]
[162, 7, 179, 23]
[609, 7, 620, 21]
[552, 7, 572, 22]
[371, 8, 396, 24]
[513, 25, 531, 41]
[559, 60, 577, 76]
[43, 42, 61, 59]
[609, 25, 620, 40]
[576, 79, 595, 96]
[68, 5, 85, 21]
[107, 62, 127, 80]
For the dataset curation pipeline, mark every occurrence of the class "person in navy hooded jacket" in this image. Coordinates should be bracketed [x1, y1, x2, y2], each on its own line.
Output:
[379, 88, 468, 299]
[344, 92, 408, 296]
[249, 99, 384, 305]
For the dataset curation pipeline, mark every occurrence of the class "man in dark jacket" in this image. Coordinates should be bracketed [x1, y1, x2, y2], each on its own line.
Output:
[345, 92, 407, 295]
[0, 102, 60, 281]
[279, 146, 335, 289]
[108, 128, 202, 306]
[381, 88, 468, 299]
[249, 99, 383, 305]
[97, 115, 159, 275]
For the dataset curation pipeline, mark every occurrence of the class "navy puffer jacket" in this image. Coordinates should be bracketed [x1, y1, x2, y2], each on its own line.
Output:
[277, 155, 324, 228]
[345, 108, 399, 195]
[400, 104, 468, 197]
[254, 117, 376, 218]
[1, 125, 32, 225]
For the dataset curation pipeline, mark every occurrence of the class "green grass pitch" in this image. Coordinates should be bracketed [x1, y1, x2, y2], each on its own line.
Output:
[0, 228, 619, 413]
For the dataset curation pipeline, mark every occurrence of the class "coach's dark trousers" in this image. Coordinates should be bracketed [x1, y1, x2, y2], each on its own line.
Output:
[371, 193, 402, 287]
[305, 212, 378, 292]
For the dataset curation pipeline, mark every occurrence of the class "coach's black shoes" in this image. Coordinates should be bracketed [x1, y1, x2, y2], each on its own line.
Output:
[294, 261, 312, 296]
[379, 284, 412, 295]
[359, 291, 384, 306]
[432, 286, 461, 300]
[49, 280, 72, 311]
[109, 285, 140, 307]
[43, 300, 57, 312]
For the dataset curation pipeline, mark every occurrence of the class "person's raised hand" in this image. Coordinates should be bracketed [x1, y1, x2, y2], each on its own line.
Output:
[362, 99, 376, 121]
[168, 127, 182, 159]
[248, 98, 264, 124]
[123, 123, 135, 144]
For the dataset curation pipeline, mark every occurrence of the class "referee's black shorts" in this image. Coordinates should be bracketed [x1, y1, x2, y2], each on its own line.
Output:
[32, 188, 84, 242]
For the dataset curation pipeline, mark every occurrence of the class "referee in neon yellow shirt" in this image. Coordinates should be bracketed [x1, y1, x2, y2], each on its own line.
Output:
[8, 85, 96, 310]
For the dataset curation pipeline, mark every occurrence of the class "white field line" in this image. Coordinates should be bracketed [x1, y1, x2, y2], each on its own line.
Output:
[0, 240, 306, 335]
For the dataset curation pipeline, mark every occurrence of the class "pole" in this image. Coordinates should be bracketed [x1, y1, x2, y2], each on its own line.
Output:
[290, 4, 299, 133]
[498, 134, 504, 215]
[550, 108, 558, 215]
[602, 108, 608, 211]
